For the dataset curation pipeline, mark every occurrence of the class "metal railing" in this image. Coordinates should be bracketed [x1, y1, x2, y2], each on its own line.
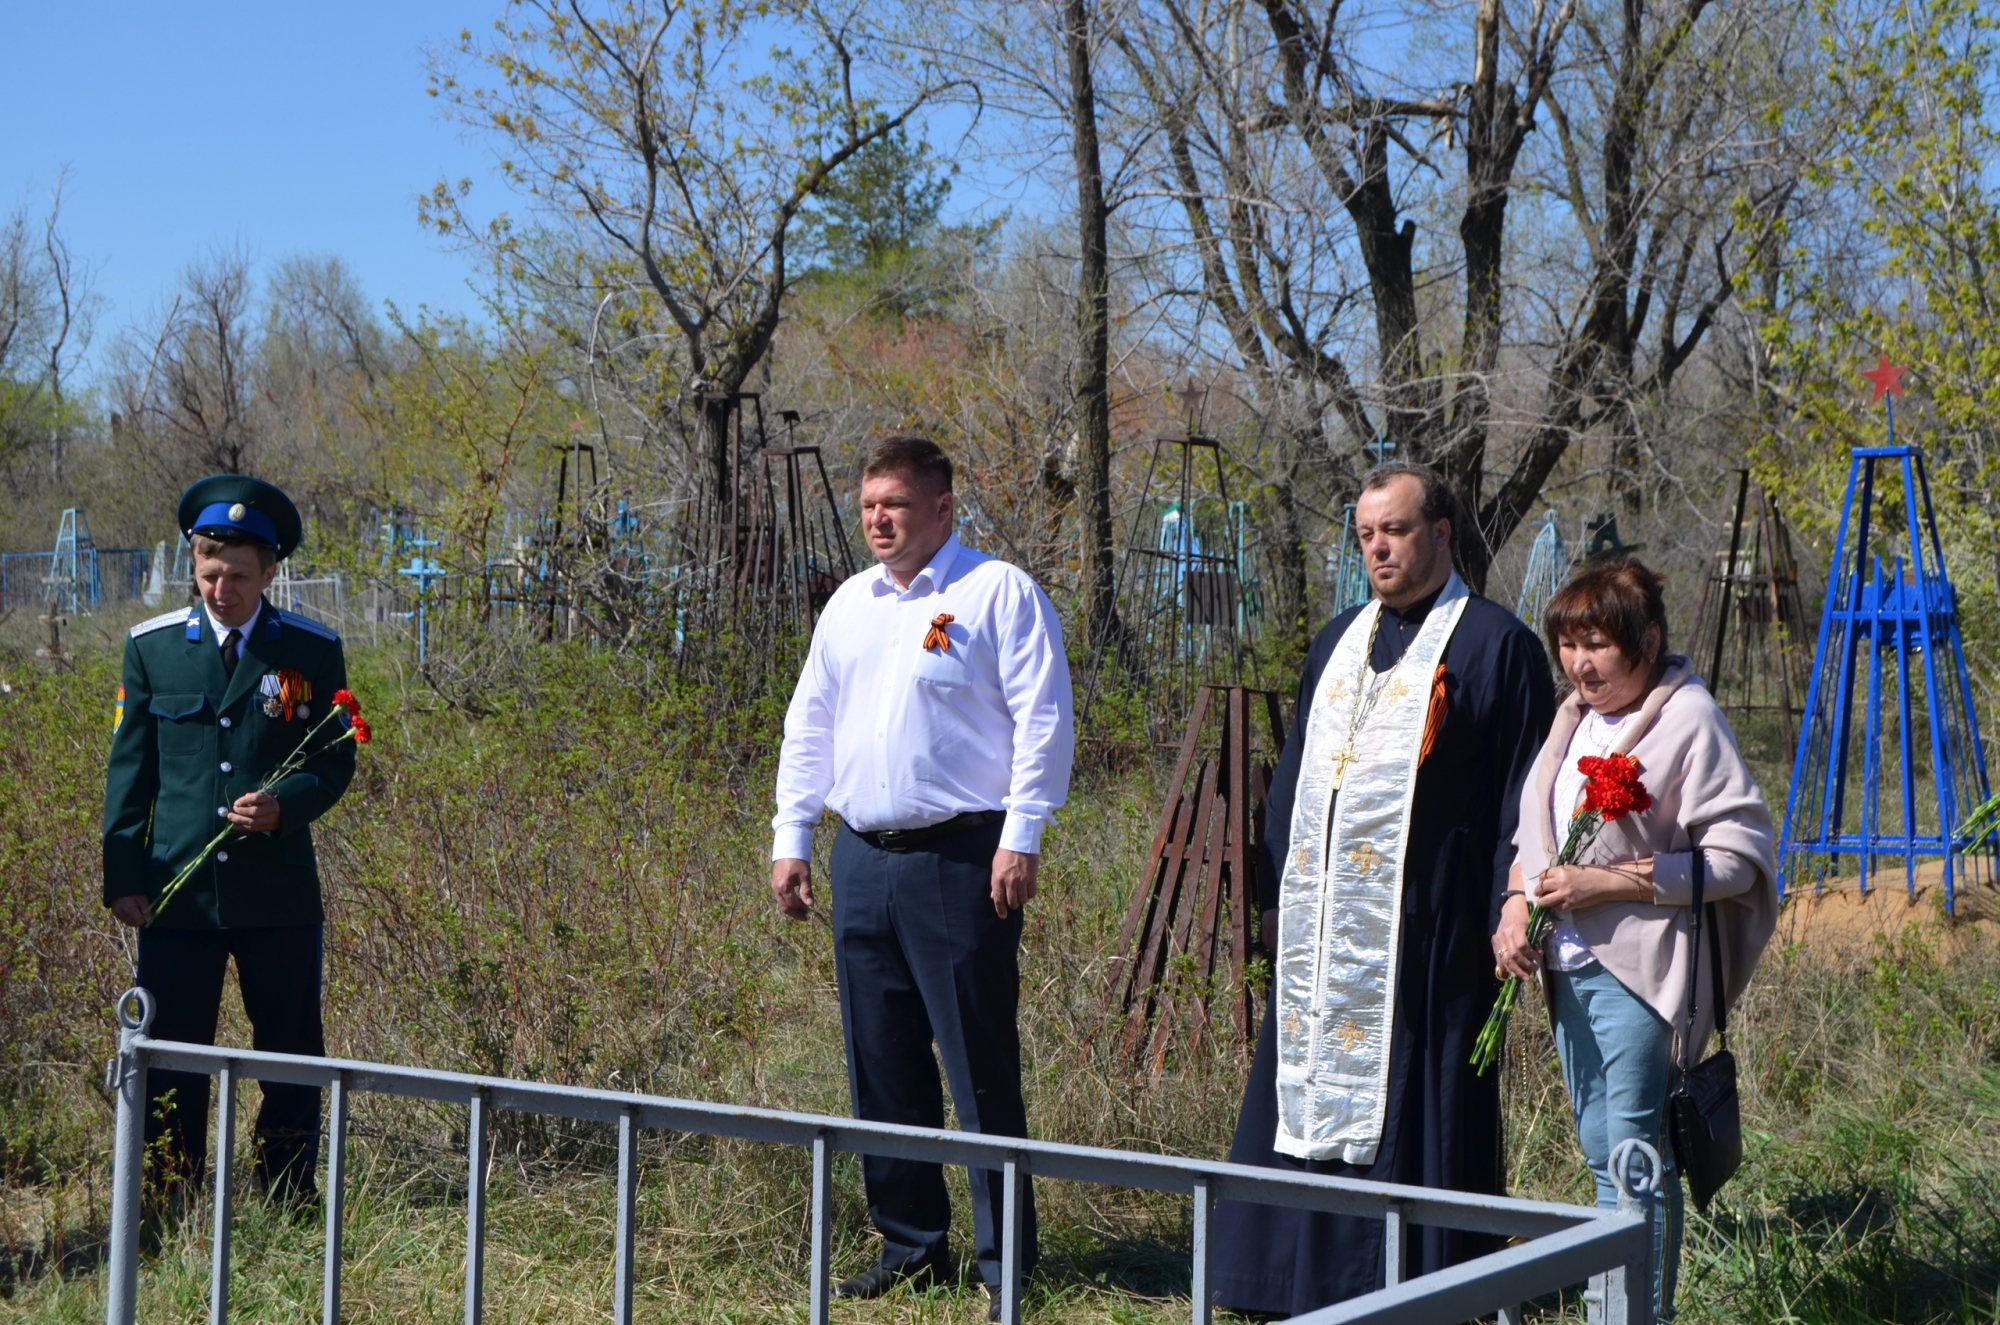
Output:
[102, 988, 1660, 1325]
[0, 547, 153, 613]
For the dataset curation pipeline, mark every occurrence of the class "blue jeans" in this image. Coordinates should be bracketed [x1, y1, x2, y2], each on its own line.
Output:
[1550, 961, 1683, 1320]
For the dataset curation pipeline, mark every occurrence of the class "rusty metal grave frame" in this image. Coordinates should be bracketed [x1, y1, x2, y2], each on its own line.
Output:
[671, 392, 857, 638]
[1687, 470, 1812, 757]
[1100, 684, 1286, 1071]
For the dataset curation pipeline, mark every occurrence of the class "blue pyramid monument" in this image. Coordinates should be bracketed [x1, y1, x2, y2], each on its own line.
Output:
[1779, 360, 1995, 913]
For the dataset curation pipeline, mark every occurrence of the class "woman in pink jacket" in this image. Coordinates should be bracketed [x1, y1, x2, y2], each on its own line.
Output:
[1494, 559, 1777, 1320]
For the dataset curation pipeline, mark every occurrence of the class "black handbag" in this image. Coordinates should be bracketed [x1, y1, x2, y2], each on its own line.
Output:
[1667, 849, 1743, 1212]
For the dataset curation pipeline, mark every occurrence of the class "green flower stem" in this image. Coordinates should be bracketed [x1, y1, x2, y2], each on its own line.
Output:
[146, 709, 357, 925]
[1469, 807, 1605, 1075]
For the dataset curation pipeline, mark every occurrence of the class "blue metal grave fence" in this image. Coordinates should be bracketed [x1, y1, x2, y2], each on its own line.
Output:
[0, 547, 153, 613]
[1330, 503, 1371, 617]
[102, 988, 1662, 1325]
[1779, 442, 1994, 912]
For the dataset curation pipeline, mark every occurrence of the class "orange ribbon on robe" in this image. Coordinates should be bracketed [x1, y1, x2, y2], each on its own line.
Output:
[922, 613, 955, 652]
[1418, 663, 1448, 764]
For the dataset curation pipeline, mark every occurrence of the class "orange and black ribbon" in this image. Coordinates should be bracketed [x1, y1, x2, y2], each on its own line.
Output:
[1418, 663, 1448, 764]
[922, 613, 955, 652]
[277, 669, 311, 721]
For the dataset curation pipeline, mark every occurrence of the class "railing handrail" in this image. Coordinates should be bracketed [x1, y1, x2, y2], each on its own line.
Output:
[133, 1034, 1596, 1237]
[103, 989, 1657, 1325]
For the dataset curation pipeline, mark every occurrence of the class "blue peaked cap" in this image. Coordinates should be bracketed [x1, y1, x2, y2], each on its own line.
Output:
[176, 474, 303, 560]
[192, 501, 279, 547]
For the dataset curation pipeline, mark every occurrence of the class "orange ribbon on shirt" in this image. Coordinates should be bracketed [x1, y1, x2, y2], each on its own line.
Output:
[922, 613, 955, 652]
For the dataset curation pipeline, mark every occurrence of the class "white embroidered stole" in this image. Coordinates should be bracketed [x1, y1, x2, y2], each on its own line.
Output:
[1273, 575, 1470, 1162]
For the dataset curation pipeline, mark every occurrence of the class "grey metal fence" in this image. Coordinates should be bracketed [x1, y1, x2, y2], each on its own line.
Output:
[102, 987, 1661, 1325]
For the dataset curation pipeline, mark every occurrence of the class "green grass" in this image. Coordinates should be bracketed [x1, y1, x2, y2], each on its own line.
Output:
[3, 631, 1999, 1322]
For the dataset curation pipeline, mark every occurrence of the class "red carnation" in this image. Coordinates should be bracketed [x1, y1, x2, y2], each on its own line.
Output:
[350, 716, 373, 745]
[1579, 752, 1652, 821]
[332, 688, 361, 715]
[1473, 748, 1652, 1074]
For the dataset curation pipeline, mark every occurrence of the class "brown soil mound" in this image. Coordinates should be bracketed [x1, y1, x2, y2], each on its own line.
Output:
[1777, 859, 2000, 956]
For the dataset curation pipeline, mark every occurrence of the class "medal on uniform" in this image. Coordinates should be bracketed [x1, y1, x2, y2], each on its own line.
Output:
[278, 669, 310, 721]
[258, 670, 312, 720]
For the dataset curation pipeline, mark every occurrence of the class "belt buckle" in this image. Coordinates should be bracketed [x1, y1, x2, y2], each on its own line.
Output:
[876, 828, 912, 849]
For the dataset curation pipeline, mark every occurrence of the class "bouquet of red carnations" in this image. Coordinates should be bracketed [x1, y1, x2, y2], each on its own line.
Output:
[1470, 752, 1651, 1074]
[147, 688, 372, 925]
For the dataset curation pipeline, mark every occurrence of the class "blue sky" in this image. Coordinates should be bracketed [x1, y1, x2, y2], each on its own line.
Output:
[0, 2, 501, 337]
[0, 3, 1044, 364]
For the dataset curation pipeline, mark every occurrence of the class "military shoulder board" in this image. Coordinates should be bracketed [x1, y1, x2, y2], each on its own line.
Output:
[130, 609, 195, 638]
[277, 608, 339, 641]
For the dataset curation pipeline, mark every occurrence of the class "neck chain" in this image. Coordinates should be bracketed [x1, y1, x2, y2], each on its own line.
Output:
[1331, 604, 1408, 786]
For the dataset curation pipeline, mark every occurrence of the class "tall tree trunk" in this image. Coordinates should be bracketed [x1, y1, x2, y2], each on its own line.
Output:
[1066, 0, 1120, 655]
[699, 391, 735, 513]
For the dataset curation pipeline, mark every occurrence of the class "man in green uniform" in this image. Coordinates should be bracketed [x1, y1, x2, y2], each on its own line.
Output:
[103, 474, 355, 1202]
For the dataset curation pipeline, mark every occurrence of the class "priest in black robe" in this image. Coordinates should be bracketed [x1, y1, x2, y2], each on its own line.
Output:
[1210, 463, 1555, 1316]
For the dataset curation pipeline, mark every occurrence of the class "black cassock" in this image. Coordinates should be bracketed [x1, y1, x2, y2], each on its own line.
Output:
[1211, 586, 1555, 1317]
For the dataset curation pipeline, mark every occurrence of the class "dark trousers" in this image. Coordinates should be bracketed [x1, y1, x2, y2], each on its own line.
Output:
[831, 821, 1037, 1288]
[136, 925, 326, 1199]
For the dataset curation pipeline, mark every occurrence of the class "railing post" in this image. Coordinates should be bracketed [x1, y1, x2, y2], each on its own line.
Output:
[210, 1061, 237, 1325]
[322, 1072, 348, 1325]
[1190, 1178, 1213, 1325]
[105, 988, 154, 1325]
[1382, 1199, 1404, 1288]
[808, 1131, 832, 1325]
[464, 1089, 489, 1325]
[614, 1108, 637, 1325]
[1000, 1156, 1023, 1325]
[1594, 1139, 1660, 1325]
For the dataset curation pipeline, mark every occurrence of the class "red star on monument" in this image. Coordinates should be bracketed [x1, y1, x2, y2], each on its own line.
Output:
[1861, 355, 1907, 402]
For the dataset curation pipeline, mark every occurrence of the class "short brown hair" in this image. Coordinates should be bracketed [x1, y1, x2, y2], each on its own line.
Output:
[1360, 461, 1456, 526]
[1543, 558, 1669, 665]
[191, 532, 277, 571]
[861, 435, 954, 494]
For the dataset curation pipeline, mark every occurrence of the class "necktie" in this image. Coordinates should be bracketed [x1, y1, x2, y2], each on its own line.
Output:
[221, 628, 240, 678]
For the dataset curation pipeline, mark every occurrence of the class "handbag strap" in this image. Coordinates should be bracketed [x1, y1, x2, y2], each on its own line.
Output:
[1708, 897, 1728, 1048]
[1680, 847, 1729, 1073]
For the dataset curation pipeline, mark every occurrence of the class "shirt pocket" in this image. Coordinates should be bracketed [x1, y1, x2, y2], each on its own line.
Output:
[911, 649, 971, 689]
[149, 693, 211, 754]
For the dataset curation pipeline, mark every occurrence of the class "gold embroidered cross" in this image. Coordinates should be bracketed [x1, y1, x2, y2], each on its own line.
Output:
[1284, 1009, 1304, 1039]
[1378, 675, 1414, 708]
[1348, 843, 1380, 874]
[1334, 1019, 1366, 1052]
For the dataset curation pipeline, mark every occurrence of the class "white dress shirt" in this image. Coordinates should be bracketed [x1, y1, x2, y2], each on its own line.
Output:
[772, 535, 1075, 861]
[205, 600, 262, 663]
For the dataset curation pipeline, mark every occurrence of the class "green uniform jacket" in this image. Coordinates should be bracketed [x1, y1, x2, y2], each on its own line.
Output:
[102, 599, 356, 929]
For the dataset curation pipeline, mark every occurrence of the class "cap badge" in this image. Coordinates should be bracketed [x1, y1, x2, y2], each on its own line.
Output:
[228, 502, 248, 521]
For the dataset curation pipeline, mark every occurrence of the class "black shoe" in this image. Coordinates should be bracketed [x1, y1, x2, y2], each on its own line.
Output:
[987, 1285, 1003, 1321]
[834, 1259, 939, 1300]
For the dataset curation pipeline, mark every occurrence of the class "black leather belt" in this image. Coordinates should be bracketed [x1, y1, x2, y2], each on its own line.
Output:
[849, 809, 1006, 853]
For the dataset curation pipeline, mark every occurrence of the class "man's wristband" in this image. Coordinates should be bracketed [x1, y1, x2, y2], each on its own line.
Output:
[1500, 889, 1526, 902]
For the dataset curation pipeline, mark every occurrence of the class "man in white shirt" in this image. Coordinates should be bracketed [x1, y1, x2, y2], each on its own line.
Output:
[771, 436, 1074, 1317]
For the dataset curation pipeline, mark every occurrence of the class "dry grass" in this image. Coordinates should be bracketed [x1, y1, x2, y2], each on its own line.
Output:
[3, 633, 1999, 1322]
